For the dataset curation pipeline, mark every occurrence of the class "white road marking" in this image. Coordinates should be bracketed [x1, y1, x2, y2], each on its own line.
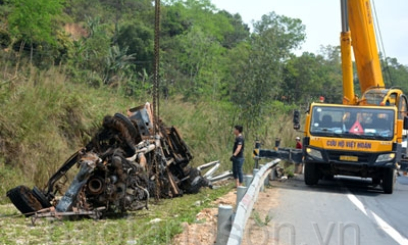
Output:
[347, 194, 408, 245]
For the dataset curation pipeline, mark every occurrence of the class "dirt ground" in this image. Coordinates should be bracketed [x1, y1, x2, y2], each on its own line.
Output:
[172, 184, 280, 245]
[172, 189, 236, 245]
[241, 187, 280, 245]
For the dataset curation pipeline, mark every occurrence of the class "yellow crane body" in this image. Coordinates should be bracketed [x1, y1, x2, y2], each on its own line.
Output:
[348, 0, 384, 92]
[298, 0, 408, 194]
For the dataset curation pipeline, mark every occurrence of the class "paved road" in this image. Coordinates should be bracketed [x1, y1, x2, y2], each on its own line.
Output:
[265, 174, 408, 245]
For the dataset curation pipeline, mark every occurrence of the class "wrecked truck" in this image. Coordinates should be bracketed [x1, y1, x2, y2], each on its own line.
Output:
[7, 103, 212, 219]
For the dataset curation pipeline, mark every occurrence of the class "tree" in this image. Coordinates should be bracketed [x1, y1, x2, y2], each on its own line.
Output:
[281, 53, 338, 104]
[382, 57, 408, 92]
[252, 12, 306, 58]
[103, 45, 136, 85]
[167, 26, 225, 99]
[64, 0, 102, 21]
[161, 2, 191, 38]
[116, 21, 154, 74]
[8, 0, 65, 61]
[160, 0, 239, 100]
[218, 11, 250, 48]
[69, 17, 112, 85]
[234, 12, 306, 135]
[280, 47, 343, 105]
[181, 0, 233, 43]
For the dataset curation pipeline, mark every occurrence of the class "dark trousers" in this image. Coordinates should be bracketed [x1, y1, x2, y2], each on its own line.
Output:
[232, 157, 244, 183]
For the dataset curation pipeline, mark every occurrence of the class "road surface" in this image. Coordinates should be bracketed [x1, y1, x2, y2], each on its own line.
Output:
[261, 174, 408, 245]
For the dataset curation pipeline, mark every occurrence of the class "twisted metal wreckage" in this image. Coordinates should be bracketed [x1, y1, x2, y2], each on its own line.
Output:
[7, 103, 228, 223]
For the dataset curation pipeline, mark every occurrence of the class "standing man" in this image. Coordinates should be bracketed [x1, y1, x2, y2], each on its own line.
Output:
[295, 136, 303, 174]
[295, 137, 302, 149]
[231, 125, 244, 188]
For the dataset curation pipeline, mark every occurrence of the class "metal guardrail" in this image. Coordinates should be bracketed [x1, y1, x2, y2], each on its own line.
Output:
[257, 148, 302, 164]
[226, 158, 281, 245]
[400, 160, 408, 172]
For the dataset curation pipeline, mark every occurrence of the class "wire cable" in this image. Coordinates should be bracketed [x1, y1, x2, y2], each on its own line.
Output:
[372, 0, 393, 85]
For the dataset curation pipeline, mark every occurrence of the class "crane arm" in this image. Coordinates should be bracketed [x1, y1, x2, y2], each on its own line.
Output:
[348, 0, 384, 93]
[341, 0, 354, 104]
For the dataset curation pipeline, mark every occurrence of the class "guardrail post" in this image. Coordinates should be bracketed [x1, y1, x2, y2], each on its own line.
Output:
[253, 168, 264, 191]
[216, 205, 233, 245]
[264, 173, 269, 187]
[236, 186, 247, 207]
[253, 140, 261, 169]
[253, 169, 259, 178]
[227, 159, 281, 245]
[270, 167, 276, 181]
[259, 164, 269, 188]
[274, 138, 281, 150]
[243, 175, 253, 187]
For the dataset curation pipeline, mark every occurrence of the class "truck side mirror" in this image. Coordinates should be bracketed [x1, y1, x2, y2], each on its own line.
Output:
[293, 110, 301, 130]
[404, 116, 408, 130]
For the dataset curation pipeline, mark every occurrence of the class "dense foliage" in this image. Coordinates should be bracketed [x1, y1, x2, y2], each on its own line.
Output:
[0, 0, 407, 136]
[1, 0, 407, 102]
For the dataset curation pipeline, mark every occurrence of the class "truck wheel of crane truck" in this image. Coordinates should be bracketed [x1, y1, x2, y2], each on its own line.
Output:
[304, 162, 319, 186]
[382, 168, 396, 194]
[372, 177, 381, 186]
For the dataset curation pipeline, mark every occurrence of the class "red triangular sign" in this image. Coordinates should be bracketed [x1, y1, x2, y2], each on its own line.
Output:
[349, 120, 364, 134]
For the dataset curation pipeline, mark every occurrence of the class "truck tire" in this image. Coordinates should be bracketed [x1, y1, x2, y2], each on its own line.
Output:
[6, 186, 43, 216]
[304, 162, 319, 186]
[372, 177, 381, 186]
[382, 168, 396, 194]
[113, 113, 141, 143]
[323, 174, 334, 181]
[32, 186, 52, 208]
[179, 167, 209, 194]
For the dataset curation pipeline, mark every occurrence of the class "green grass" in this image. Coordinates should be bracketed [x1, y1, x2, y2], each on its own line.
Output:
[0, 185, 231, 245]
[0, 62, 298, 243]
[252, 210, 272, 227]
[0, 65, 141, 200]
[160, 99, 300, 175]
[0, 64, 298, 200]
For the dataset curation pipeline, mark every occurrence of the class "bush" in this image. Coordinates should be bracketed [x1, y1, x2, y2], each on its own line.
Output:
[0, 29, 11, 48]
[0, 161, 29, 204]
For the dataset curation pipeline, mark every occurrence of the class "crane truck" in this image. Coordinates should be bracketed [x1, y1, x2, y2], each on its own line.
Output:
[300, 0, 408, 194]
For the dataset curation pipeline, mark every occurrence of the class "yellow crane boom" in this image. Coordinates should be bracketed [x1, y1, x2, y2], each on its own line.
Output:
[340, 0, 354, 104]
[341, 0, 386, 105]
[348, 0, 385, 93]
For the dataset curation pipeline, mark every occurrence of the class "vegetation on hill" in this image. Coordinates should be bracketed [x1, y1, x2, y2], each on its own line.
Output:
[0, 0, 407, 199]
[0, 1, 407, 244]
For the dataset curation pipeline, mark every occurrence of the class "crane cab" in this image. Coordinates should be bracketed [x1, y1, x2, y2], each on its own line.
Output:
[362, 88, 408, 130]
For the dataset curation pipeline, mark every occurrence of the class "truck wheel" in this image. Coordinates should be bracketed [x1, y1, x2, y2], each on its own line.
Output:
[6, 186, 43, 216]
[324, 174, 334, 181]
[113, 113, 141, 143]
[382, 168, 396, 194]
[372, 177, 381, 186]
[304, 162, 319, 186]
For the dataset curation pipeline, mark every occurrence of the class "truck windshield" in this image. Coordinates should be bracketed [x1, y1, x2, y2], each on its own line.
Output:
[310, 106, 395, 140]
